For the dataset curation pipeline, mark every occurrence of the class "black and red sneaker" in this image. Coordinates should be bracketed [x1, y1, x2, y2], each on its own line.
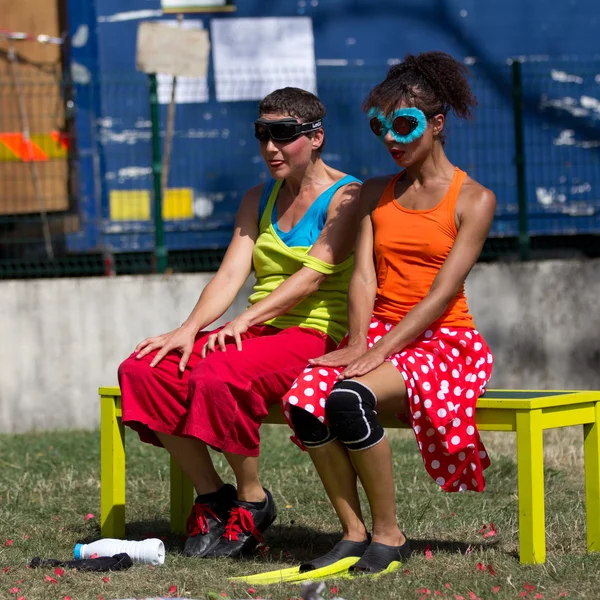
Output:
[183, 483, 237, 557]
[208, 488, 277, 558]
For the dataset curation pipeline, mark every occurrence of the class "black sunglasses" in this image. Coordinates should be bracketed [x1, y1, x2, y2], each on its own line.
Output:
[254, 117, 323, 143]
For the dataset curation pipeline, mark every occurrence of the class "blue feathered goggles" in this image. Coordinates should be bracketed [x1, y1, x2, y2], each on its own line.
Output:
[368, 107, 428, 144]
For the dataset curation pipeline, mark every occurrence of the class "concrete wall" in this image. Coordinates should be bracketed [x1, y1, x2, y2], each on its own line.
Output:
[1, 258, 599, 434]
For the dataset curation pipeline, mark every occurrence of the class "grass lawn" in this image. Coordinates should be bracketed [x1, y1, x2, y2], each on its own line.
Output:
[0, 425, 597, 600]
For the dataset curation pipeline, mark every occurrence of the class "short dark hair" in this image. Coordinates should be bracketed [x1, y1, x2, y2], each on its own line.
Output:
[259, 87, 326, 122]
[259, 87, 326, 152]
[363, 51, 477, 144]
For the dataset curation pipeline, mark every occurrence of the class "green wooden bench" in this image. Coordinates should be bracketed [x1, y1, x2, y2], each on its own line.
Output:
[99, 386, 600, 564]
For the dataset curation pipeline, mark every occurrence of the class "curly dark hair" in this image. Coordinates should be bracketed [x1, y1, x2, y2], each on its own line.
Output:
[363, 52, 477, 143]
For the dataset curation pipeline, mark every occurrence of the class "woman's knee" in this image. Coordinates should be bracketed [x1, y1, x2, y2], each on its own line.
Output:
[118, 355, 152, 386]
[289, 406, 334, 448]
[325, 380, 385, 451]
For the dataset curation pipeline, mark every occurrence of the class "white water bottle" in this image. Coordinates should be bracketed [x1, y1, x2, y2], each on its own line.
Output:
[74, 538, 165, 565]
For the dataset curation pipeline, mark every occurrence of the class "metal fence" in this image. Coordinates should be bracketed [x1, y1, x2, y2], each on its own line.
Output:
[0, 58, 599, 278]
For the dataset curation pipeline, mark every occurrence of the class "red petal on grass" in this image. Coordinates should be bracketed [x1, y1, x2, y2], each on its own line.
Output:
[45, 576, 58, 584]
[454, 595, 465, 600]
[84, 514, 95, 521]
[469, 593, 482, 600]
[487, 565, 497, 576]
[169, 586, 177, 594]
[476, 562, 485, 571]
[330, 587, 338, 594]
[534, 594, 543, 599]
[54, 568, 65, 577]
[492, 587, 501, 594]
[465, 545, 474, 556]
[404, 569, 411, 575]
[15, 580, 23, 584]
[424, 543, 433, 560]
[247, 588, 256, 595]
[9, 588, 20, 594]
[64, 597, 73, 600]
[17, 596, 25, 600]
[559, 594, 568, 598]
[519, 592, 527, 598]
[435, 592, 442, 597]
[4, 540, 13, 547]
[2, 567, 10, 574]
[221, 593, 227, 598]
[445, 584, 452, 589]
[483, 523, 497, 538]
[101, 576, 110, 583]
[478, 524, 488, 533]
[524, 583, 535, 592]
[98, 596, 103, 600]
[416, 589, 431, 595]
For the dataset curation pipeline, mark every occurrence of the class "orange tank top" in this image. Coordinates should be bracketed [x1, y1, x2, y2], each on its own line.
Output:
[371, 167, 475, 329]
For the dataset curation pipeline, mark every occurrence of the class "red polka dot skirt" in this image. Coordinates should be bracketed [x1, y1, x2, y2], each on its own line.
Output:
[281, 316, 494, 492]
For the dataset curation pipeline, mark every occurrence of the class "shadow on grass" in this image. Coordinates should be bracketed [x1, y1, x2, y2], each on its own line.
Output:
[410, 537, 500, 556]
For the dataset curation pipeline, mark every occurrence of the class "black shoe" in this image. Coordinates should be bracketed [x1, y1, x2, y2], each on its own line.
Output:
[349, 535, 411, 575]
[300, 538, 370, 573]
[183, 483, 237, 557]
[208, 488, 277, 558]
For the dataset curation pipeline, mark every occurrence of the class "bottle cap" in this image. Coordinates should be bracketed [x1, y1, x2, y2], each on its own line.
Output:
[73, 543, 83, 559]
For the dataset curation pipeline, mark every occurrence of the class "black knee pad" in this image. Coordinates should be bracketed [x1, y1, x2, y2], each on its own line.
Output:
[289, 405, 335, 448]
[325, 380, 385, 451]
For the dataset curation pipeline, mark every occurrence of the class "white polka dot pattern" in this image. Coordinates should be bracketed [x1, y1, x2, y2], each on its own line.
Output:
[280, 316, 493, 493]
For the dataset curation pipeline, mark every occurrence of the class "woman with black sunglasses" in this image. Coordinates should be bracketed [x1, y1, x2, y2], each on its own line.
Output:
[282, 52, 496, 575]
[119, 87, 361, 559]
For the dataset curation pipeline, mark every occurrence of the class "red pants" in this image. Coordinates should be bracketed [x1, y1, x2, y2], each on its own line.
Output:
[118, 324, 335, 457]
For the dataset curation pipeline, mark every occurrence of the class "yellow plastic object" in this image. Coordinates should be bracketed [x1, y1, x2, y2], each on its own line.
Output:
[163, 188, 194, 220]
[337, 560, 402, 579]
[100, 393, 126, 538]
[109, 188, 194, 221]
[229, 556, 360, 585]
[170, 457, 195, 534]
[98, 386, 600, 564]
[110, 190, 151, 221]
[584, 401, 600, 553]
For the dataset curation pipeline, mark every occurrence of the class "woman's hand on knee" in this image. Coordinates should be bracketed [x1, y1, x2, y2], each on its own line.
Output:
[201, 316, 250, 357]
[135, 325, 196, 372]
[308, 343, 366, 369]
[337, 348, 386, 380]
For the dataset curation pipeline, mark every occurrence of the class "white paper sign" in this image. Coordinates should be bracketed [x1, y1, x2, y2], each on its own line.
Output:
[210, 17, 317, 102]
[155, 20, 209, 104]
[136, 21, 210, 78]
[162, 0, 226, 11]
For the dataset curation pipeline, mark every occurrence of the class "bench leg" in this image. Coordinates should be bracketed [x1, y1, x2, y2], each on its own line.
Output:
[584, 401, 600, 553]
[100, 395, 126, 538]
[170, 456, 195, 534]
[516, 408, 545, 564]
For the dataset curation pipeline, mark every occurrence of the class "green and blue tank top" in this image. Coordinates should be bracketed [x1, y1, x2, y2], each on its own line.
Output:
[248, 175, 360, 344]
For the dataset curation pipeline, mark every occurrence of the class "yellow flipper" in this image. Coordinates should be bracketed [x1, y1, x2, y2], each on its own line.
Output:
[229, 556, 360, 585]
[338, 560, 402, 580]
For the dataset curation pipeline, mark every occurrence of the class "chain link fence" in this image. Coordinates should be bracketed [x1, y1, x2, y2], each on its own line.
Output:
[0, 59, 598, 278]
